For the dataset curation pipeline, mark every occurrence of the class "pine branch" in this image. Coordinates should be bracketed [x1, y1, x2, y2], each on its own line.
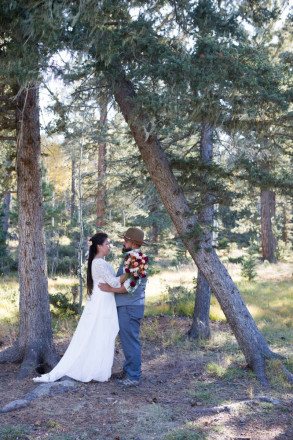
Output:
[272, 132, 293, 139]
[0, 135, 15, 141]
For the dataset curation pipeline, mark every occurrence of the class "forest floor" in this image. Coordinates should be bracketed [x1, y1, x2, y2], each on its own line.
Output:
[0, 316, 293, 440]
[0, 260, 293, 440]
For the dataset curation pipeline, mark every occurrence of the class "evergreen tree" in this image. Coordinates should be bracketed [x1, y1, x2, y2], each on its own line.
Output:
[0, 0, 61, 376]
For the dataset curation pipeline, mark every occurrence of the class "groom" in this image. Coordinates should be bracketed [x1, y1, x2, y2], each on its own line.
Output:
[99, 227, 147, 387]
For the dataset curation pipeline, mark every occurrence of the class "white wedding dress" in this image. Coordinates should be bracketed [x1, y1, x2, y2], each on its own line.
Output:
[33, 258, 120, 383]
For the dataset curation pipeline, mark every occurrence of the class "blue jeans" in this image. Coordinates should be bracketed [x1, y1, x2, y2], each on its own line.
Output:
[117, 305, 144, 381]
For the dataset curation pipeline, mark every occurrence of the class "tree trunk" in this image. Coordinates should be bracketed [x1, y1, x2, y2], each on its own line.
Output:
[282, 202, 288, 245]
[0, 84, 59, 378]
[77, 130, 84, 315]
[189, 272, 211, 339]
[151, 222, 159, 255]
[261, 189, 276, 263]
[71, 157, 76, 219]
[188, 121, 213, 340]
[113, 72, 278, 385]
[96, 95, 108, 229]
[3, 192, 11, 237]
[121, 209, 126, 227]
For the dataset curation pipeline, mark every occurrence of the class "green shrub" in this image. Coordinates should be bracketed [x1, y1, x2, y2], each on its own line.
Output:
[166, 285, 194, 305]
[58, 245, 77, 259]
[49, 292, 78, 316]
[56, 256, 78, 275]
[241, 243, 258, 281]
[228, 256, 243, 264]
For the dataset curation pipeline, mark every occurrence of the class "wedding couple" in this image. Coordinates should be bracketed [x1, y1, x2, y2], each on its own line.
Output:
[33, 227, 147, 387]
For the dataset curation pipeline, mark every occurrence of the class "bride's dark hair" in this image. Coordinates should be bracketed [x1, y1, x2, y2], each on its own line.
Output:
[87, 232, 108, 295]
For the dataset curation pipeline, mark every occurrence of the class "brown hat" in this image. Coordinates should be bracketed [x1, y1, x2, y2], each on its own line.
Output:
[119, 227, 147, 246]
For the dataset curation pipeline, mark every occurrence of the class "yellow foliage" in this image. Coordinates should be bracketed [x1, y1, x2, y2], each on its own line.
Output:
[41, 140, 71, 195]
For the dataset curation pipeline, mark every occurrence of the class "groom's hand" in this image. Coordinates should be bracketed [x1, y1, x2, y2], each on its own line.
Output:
[99, 282, 112, 292]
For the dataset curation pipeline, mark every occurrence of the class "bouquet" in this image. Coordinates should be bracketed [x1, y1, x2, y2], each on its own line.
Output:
[124, 251, 149, 292]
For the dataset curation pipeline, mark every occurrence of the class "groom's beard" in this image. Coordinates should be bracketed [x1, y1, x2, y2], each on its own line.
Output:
[122, 246, 132, 253]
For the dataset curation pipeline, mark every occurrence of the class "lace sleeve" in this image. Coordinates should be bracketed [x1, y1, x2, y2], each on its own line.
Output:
[92, 259, 121, 288]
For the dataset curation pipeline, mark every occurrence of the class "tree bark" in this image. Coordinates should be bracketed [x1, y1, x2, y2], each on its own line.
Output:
[77, 128, 84, 315]
[71, 157, 76, 218]
[113, 72, 278, 385]
[282, 202, 288, 245]
[96, 95, 108, 229]
[121, 209, 126, 227]
[189, 271, 211, 339]
[261, 189, 276, 263]
[151, 222, 159, 255]
[188, 121, 213, 340]
[0, 84, 59, 378]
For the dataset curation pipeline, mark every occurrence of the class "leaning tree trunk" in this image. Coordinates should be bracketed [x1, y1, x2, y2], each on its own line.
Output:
[261, 189, 276, 263]
[188, 121, 213, 340]
[113, 72, 280, 385]
[0, 84, 59, 378]
[96, 94, 108, 229]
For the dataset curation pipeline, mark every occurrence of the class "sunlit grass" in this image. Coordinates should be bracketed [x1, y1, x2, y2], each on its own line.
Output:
[0, 279, 19, 320]
[0, 260, 292, 347]
[0, 275, 80, 343]
[145, 263, 197, 298]
[145, 261, 293, 344]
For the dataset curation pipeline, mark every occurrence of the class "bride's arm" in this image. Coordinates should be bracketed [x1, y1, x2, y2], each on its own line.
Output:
[99, 277, 132, 294]
[93, 259, 121, 288]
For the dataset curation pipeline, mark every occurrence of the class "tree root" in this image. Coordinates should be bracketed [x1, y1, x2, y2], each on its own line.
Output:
[268, 350, 283, 360]
[43, 349, 60, 370]
[18, 348, 39, 379]
[187, 322, 211, 341]
[17, 345, 60, 379]
[190, 395, 284, 415]
[0, 343, 60, 380]
[0, 345, 22, 363]
[281, 365, 293, 385]
[0, 380, 78, 414]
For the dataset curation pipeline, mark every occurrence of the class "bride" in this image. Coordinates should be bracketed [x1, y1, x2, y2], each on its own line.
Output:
[33, 232, 126, 383]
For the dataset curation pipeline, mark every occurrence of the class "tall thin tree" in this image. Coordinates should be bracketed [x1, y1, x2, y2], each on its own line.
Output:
[188, 121, 214, 340]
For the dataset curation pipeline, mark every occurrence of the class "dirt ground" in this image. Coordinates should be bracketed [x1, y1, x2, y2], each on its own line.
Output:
[0, 317, 292, 440]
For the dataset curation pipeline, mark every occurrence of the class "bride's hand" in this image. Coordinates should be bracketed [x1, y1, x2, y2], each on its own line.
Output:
[120, 274, 127, 284]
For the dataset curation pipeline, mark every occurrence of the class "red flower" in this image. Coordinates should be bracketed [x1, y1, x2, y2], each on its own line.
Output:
[125, 268, 130, 273]
[134, 275, 139, 280]
[130, 280, 136, 287]
[139, 252, 143, 256]
[144, 256, 149, 262]
[141, 273, 146, 278]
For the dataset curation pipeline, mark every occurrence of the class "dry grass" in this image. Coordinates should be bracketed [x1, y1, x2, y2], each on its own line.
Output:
[1, 260, 292, 347]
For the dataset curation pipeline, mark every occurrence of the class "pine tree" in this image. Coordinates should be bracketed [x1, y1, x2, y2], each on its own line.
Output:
[0, 0, 61, 376]
[241, 242, 258, 281]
